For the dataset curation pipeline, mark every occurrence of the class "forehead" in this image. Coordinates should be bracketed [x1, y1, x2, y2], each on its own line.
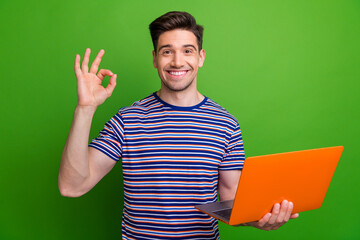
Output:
[157, 29, 197, 48]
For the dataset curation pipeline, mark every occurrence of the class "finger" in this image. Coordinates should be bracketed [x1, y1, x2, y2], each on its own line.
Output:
[81, 48, 91, 73]
[90, 49, 105, 74]
[290, 213, 299, 219]
[268, 203, 280, 225]
[74, 54, 81, 77]
[257, 213, 271, 228]
[97, 69, 114, 81]
[276, 200, 289, 223]
[105, 74, 117, 97]
[283, 201, 294, 222]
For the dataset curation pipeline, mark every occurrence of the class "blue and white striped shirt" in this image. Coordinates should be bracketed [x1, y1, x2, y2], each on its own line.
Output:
[89, 92, 245, 239]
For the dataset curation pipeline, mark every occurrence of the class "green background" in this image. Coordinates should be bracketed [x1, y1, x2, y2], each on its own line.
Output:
[1, 0, 359, 239]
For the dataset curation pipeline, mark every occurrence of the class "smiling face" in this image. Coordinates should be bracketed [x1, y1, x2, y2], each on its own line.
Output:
[153, 29, 205, 92]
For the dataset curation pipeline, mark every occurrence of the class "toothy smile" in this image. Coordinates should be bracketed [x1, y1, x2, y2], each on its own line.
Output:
[166, 70, 189, 79]
[169, 71, 187, 75]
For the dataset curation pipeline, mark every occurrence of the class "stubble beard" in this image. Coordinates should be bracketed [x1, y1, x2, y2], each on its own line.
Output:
[160, 77, 195, 92]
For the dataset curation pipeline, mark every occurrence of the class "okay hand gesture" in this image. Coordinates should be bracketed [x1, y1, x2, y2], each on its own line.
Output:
[74, 48, 117, 108]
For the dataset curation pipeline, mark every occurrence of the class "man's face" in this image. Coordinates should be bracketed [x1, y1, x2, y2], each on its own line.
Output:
[153, 29, 205, 92]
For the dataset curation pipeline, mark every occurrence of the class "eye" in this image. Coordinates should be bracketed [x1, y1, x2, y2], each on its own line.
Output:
[185, 49, 193, 54]
[162, 50, 171, 55]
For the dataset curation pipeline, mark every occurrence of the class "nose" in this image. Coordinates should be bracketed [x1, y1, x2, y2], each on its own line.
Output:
[171, 51, 185, 68]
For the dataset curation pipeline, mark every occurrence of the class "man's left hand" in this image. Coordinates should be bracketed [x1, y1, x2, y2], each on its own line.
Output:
[243, 200, 299, 231]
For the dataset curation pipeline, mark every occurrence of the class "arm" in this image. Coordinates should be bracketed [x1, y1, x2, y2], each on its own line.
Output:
[58, 48, 117, 197]
[218, 170, 241, 201]
[58, 107, 116, 197]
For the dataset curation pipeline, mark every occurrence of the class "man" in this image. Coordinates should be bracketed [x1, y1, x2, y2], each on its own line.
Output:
[59, 11, 299, 239]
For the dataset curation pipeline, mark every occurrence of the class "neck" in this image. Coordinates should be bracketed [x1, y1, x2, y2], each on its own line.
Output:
[157, 87, 204, 107]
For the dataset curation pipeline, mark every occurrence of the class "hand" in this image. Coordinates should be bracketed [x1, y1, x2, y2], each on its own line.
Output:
[245, 200, 299, 231]
[74, 48, 117, 108]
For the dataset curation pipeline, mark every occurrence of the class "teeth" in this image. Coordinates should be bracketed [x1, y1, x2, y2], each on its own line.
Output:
[169, 71, 187, 76]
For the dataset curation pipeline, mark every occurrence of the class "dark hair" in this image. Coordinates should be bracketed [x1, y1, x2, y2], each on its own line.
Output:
[149, 11, 204, 54]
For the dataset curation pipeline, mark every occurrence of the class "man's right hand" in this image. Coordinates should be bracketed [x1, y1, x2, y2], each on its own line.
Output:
[74, 48, 117, 108]
[58, 48, 117, 198]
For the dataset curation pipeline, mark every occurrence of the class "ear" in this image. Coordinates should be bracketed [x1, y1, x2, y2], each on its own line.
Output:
[198, 49, 206, 68]
[152, 50, 157, 68]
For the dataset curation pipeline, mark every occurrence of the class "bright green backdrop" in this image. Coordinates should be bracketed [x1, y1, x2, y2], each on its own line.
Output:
[1, 0, 359, 239]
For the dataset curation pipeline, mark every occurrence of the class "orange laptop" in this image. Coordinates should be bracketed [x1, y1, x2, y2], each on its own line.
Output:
[195, 146, 344, 225]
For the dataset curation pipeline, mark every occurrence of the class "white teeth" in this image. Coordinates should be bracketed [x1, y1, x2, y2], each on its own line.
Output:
[169, 71, 187, 76]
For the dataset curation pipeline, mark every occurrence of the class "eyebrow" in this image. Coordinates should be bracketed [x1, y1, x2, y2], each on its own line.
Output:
[158, 44, 198, 52]
[158, 44, 171, 52]
[184, 44, 197, 51]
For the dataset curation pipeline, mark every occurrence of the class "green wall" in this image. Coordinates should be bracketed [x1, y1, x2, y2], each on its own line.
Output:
[1, 0, 359, 239]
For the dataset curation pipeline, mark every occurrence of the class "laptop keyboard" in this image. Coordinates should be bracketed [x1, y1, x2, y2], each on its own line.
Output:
[213, 208, 232, 219]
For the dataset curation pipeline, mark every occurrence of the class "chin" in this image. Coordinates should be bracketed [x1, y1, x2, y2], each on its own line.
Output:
[162, 79, 194, 92]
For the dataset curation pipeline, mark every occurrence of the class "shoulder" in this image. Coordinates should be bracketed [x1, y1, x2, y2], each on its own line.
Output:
[201, 97, 240, 127]
[116, 93, 159, 114]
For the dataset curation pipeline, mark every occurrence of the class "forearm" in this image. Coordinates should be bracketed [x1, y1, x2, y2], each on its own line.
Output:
[58, 105, 96, 197]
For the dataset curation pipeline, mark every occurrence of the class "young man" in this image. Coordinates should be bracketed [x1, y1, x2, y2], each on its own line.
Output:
[59, 11, 298, 239]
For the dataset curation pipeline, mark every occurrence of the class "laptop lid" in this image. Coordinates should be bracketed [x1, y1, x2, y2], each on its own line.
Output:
[195, 146, 343, 225]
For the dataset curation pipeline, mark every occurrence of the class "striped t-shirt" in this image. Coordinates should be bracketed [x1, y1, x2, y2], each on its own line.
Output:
[89, 92, 245, 240]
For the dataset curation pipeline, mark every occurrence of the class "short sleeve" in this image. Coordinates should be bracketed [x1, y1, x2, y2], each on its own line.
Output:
[88, 113, 125, 161]
[220, 123, 245, 170]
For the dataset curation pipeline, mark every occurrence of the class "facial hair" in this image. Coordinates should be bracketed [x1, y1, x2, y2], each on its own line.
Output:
[160, 77, 195, 92]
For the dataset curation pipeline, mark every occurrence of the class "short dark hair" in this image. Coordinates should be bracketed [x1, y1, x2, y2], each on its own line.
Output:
[149, 11, 204, 54]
